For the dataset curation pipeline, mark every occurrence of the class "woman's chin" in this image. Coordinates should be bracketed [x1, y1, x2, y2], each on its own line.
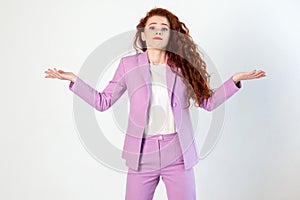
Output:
[147, 46, 167, 51]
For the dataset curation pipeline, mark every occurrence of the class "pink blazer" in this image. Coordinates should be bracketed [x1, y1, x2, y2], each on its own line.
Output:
[69, 50, 242, 170]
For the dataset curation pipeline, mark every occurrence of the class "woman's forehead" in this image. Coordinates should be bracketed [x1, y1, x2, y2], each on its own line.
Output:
[146, 16, 170, 26]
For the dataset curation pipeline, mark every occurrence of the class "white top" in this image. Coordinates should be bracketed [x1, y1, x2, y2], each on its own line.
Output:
[144, 64, 177, 136]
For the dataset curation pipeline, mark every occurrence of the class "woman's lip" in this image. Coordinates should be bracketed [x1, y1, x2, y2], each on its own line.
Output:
[153, 37, 162, 40]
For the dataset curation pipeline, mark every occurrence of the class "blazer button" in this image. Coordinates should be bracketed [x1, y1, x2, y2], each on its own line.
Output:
[172, 102, 177, 107]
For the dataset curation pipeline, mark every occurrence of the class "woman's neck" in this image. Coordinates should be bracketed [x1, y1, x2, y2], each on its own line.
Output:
[147, 49, 166, 65]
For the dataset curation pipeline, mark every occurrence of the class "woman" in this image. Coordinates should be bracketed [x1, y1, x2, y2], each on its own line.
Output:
[45, 7, 265, 200]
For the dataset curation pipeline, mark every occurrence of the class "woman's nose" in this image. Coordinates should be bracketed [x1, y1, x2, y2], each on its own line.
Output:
[156, 30, 162, 35]
[152, 27, 161, 34]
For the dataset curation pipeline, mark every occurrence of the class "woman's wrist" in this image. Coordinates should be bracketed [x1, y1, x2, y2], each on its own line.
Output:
[232, 74, 240, 85]
[70, 75, 77, 83]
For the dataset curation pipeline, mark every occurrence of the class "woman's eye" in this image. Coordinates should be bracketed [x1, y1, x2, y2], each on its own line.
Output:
[148, 26, 168, 31]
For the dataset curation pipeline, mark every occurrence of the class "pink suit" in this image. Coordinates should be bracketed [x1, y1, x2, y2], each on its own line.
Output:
[69, 50, 241, 199]
[69, 50, 241, 170]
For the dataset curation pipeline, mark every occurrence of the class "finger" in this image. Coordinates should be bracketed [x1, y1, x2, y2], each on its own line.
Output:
[48, 69, 61, 77]
[45, 74, 57, 78]
[254, 73, 266, 78]
[255, 71, 264, 76]
[53, 71, 63, 79]
[48, 68, 56, 73]
[260, 70, 266, 75]
[254, 69, 264, 74]
[259, 73, 266, 77]
[253, 72, 262, 76]
[51, 68, 64, 76]
[46, 70, 57, 75]
[249, 70, 256, 75]
[45, 69, 55, 74]
[45, 75, 55, 78]
[256, 71, 265, 76]
[49, 68, 59, 75]
[48, 71, 60, 79]
[257, 73, 265, 77]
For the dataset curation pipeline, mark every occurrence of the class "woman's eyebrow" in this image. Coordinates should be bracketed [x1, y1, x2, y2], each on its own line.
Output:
[147, 22, 170, 27]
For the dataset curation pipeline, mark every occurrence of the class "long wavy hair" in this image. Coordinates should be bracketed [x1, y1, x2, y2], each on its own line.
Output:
[133, 8, 213, 107]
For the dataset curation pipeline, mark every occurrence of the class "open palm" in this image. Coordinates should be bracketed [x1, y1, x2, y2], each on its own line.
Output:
[233, 69, 266, 83]
[44, 68, 77, 82]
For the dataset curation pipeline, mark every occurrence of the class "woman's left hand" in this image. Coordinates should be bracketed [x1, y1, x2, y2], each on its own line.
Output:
[232, 69, 266, 84]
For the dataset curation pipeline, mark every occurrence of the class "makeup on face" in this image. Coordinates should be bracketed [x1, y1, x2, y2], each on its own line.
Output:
[142, 16, 170, 50]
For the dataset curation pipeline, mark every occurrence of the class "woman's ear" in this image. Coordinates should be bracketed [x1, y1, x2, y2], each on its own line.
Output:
[141, 32, 146, 41]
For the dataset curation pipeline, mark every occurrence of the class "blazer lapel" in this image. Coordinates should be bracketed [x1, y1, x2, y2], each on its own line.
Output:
[165, 53, 177, 103]
[137, 50, 177, 104]
[165, 63, 176, 102]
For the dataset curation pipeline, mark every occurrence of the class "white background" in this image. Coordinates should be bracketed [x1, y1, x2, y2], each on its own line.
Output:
[1, 0, 299, 199]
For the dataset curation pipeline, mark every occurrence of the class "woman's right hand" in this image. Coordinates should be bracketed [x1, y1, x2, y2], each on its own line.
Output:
[44, 68, 77, 83]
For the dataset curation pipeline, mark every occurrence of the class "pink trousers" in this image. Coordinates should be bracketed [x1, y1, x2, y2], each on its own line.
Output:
[125, 133, 196, 200]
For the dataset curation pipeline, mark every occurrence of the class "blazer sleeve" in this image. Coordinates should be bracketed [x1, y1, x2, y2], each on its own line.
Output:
[201, 76, 242, 111]
[69, 58, 127, 111]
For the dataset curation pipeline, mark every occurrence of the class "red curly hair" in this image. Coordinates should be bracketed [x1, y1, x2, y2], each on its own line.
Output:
[133, 7, 213, 107]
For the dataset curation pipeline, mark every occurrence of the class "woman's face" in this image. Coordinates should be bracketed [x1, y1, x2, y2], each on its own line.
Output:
[141, 15, 170, 50]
